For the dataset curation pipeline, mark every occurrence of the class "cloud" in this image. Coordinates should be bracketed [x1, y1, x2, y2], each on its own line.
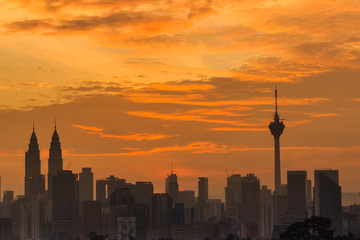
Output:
[149, 83, 215, 92]
[62, 143, 360, 157]
[209, 127, 267, 132]
[73, 124, 176, 141]
[304, 113, 339, 118]
[126, 111, 264, 127]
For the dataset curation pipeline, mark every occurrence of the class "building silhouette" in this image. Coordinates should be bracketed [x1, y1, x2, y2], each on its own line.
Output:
[225, 174, 242, 218]
[79, 168, 94, 207]
[268, 88, 285, 194]
[81, 200, 102, 240]
[24, 126, 45, 199]
[165, 172, 179, 203]
[96, 176, 129, 208]
[51, 170, 79, 239]
[198, 177, 208, 207]
[240, 173, 260, 239]
[287, 171, 307, 220]
[48, 125, 63, 197]
[150, 193, 172, 239]
[1, 116, 353, 239]
[259, 185, 272, 239]
[314, 169, 343, 236]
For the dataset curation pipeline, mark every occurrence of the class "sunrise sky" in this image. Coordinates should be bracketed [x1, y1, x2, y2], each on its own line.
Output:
[1, 0, 360, 198]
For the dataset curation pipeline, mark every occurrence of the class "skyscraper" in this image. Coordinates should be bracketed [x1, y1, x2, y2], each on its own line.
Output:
[269, 88, 285, 194]
[314, 170, 343, 236]
[225, 174, 242, 217]
[25, 126, 45, 199]
[165, 172, 179, 202]
[81, 200, 102, 240]
[150, 193, 173, 239]
[287, 171, 307, 220]
[240, 174, 260, 239]
[51, 170, 79, 239]
[79, 168, 94, 204]
[48, 124, 63, 196]
[198, 177, 208, 207]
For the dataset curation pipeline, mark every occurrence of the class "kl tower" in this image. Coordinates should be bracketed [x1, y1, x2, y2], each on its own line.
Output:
[269, 88, 285, 194]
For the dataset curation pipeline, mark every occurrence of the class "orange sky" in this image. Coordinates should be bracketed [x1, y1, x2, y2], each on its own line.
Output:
[1, 0, 360, 198]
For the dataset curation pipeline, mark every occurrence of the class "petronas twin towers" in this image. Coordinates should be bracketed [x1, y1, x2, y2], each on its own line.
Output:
[24, 124, 63, 199]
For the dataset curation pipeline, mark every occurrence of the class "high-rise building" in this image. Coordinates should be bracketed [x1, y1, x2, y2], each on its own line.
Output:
[0, 176, 1, 202]
[203, 199, 222, 221]
[198, 177, 208, 207]
[81, 200, 102, 240]
[48, 125, 63, 196]
[132, 181, 153, 205]
[30, 193, 49, 240]
[51, 170, 79, 239]
[25, 126, 45, 199]
[225, 174, 242, 217]
[79, 168, 94, 204]
[240, 174, 260, 239]
[177, 190, 196, 208]
[96, 176, 129, 207]
[109, 188, 135, 239]
[287, 171, 307, 220]
[268, 88, 285, 194]
[314, 170, 342, 236]
[259, 186, 272, 239]
[165, 172, 179, 202]
[150, 193, 172, 239]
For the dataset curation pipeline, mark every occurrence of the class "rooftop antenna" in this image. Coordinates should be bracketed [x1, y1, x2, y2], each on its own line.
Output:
[171, 160, 173, 174]
[274, 86, 280, 121]
[32, 119, 35, 131]
[54, 117, 57, 129]
[275, 86, 278, 114]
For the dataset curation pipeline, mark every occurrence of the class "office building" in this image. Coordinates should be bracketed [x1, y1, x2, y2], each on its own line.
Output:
[287, 171, 307, 220]
[51, 170, 79, 239]
[240, 174, 260, 239]
[314, 170, 342, 236]
[79, 168, 94, 205]
[198, 177, 208, 207]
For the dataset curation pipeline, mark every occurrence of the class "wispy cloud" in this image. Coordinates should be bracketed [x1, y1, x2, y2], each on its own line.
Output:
[209, 127, 267, 132]
[73, 124, 176, 141]
[126, 111, 264, 127]
[62, 143, 360, 157]
[304, 112, 339, 118]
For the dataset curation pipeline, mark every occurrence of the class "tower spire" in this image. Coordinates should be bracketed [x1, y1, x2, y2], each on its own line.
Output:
[171, 160, 173, 174]
[275, 86, 278, 114]
[274, 86, 279, 122]
[54, 117, 56, 130]
[33, 119, 35, 132]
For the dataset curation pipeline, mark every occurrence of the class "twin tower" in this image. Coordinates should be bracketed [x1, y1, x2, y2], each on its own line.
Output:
[24, 124, 63, 199]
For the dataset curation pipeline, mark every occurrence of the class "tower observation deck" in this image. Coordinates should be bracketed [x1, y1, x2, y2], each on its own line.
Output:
[268, 88, 285, 194]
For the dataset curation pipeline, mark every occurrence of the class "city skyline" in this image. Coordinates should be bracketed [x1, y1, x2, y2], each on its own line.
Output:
[0, 91, 358, 199]
[0, 89, 355, 240]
